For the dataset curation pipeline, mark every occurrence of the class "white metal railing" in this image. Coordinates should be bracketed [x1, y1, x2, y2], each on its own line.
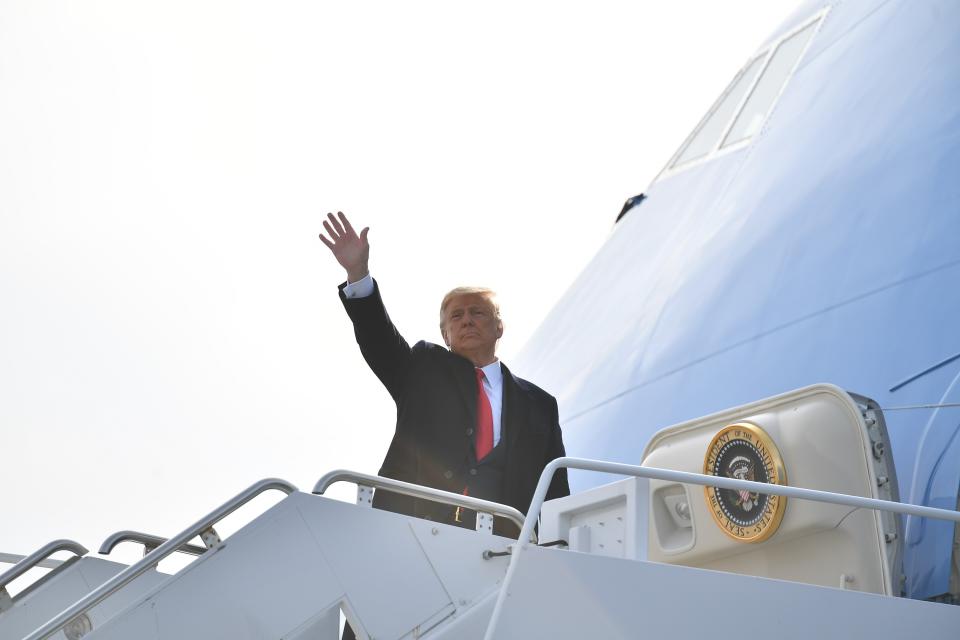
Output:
[314, 469, 533, 540]
[482, 457, 960, 640]
[0, 540, 88, 613]
[24, 478, 297, 640]
[0, 554, 63, 570]
[98, 531, 209, 557]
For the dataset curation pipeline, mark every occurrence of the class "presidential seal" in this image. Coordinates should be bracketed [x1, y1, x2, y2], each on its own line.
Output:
[703, 422, 787, 543]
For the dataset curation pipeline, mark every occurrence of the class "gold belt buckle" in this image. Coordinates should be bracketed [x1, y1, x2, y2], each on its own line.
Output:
[455, 486, 470, 523]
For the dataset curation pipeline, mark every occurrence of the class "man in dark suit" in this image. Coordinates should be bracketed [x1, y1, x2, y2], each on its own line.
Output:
[319, 211, 569, 535]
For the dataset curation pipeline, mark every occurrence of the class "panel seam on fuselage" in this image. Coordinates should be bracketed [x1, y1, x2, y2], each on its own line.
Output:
[565, 256, 960, 423]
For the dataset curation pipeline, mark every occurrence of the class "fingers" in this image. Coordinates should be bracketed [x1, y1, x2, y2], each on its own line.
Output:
[322, 219, 338, 242]
[321, 211, 366, 249]
[327, 212, 346, 238]
[339, 211, 356, 237]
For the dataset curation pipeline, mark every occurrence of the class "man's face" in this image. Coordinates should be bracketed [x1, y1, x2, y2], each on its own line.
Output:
[441, 293, 502, 357]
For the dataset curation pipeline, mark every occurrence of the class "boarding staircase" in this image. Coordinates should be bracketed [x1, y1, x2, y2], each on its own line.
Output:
[0, 538, 172, 640]
[3, 385, 959, 639]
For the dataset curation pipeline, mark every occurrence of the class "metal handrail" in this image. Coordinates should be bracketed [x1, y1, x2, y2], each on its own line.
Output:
[24, 478, 297, 640]
[313, 469, 533, 541]
[98, 531, 208, 557]
[0, 540, 88, 592]
[0, 553, 66, 570]
[483, 457, 960, 640]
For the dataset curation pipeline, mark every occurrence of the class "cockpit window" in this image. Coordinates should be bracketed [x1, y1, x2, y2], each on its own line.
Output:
[673, 55, 765, 167]
[662, 13, 824, 177]
[722, 21, 819, 147]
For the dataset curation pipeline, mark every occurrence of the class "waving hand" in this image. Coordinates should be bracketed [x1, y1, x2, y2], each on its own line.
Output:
[319, 211, 370, 283]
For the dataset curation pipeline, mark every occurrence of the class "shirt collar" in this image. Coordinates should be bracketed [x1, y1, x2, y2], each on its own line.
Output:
[478, 359, 502, 387]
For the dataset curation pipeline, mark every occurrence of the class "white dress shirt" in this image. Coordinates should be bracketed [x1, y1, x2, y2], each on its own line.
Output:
[344, 273, 503, 446]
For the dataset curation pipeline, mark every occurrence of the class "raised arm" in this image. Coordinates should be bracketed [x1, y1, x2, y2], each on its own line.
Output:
[320, 211, 411, 399]
[319, 211, 370, 283]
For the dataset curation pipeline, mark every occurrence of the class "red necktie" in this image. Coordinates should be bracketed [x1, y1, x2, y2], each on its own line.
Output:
[475, 368, 494, 460]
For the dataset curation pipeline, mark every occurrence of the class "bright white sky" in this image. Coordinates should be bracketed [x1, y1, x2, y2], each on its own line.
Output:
[1, 1, 797, 565]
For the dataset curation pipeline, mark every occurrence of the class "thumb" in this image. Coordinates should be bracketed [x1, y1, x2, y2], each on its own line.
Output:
[360, 227, 370, 243]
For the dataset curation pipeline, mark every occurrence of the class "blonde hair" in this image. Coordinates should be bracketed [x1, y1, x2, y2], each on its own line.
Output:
[439, 286, 501, 329]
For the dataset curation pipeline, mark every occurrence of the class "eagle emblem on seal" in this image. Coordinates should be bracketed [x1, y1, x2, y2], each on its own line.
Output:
[703, 423, 787, 543]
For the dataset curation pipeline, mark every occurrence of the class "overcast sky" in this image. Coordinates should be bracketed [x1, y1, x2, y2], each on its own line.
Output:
[1, 1, 798, 567]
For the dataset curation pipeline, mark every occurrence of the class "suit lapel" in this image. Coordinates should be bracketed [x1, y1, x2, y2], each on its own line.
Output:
[446, 350, 477, 425]
[500, 363, 526, 453]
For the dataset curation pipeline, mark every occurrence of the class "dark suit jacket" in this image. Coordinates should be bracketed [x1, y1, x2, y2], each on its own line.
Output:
[340, 280, 569, 536]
